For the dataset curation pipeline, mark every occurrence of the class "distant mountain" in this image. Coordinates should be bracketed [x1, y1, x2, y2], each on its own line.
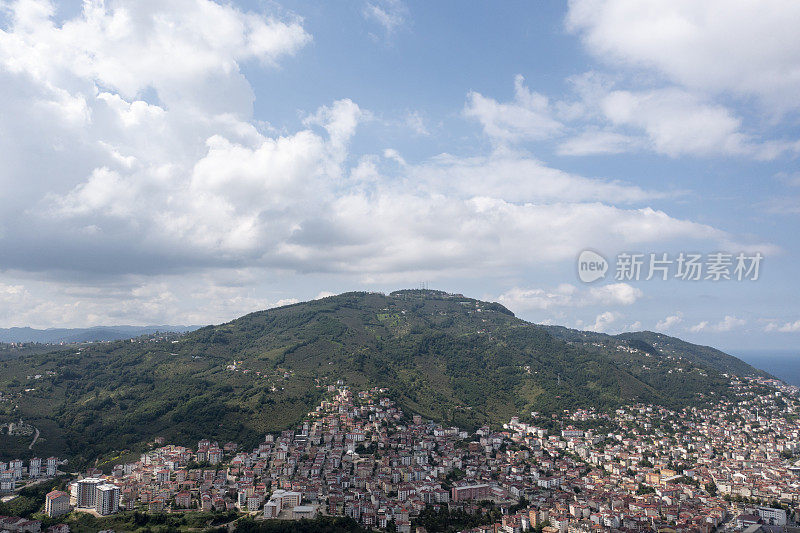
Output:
[0, 325, 203, 344]
[541, 325, 771, 379]
[0, 290, 759, 465]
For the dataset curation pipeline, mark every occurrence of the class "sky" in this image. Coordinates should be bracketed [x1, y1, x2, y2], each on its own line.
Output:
[0, 0, 798, 351]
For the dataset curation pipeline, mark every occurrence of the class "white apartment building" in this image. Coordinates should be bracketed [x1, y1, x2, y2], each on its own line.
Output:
[96, 483, 121, 515]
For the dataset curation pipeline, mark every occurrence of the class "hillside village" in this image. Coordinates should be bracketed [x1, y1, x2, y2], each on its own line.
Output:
[3, 376, 800, 532]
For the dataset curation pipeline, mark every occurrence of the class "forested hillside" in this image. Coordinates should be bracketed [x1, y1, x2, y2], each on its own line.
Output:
[542, 325, 769, 378]
[0, 290, 751, 466]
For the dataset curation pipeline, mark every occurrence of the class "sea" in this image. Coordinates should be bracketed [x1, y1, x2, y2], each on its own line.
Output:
[733, 350, 800, 387]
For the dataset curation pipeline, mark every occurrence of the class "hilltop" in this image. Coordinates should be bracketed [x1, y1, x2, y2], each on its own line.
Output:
[0, 290, 762, 465]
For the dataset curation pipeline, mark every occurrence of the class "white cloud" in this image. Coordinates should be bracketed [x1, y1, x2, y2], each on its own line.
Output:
[0, 0, 310, 111]
[315, 291, 337, 299]
[306, 196, 741, 280]
[464, 75, 564, 143]
[383, 148, 407, 166]
[2, 31, 752, 287]
[405, 111, 429, 136]
[556, 129, 640, 156]
[363, 0, 407, 37]
[497, 285, 578, 311]
[0, 283, 28, 307]
[690, 315, 746, 333]
[410, 149, 660, 204]
[497, 282, 641, 312]
[273, 298, 300, 307]
[655, 312, 683, 331]
[587, 311, 620, 332]
[566, 0, 800, 112]
[0, 270, 312, 328]
[303, 99, 366, 149]
[599, 88, 795, 159]
[588, 282, 642, 306]
[48, 99, 364, 259]
[717, 316, 747, 332]
[0, 0, 318, 279]
[765, 320, 800, 333]
[42, 142, 765, 280]
[480, 75, 796, 159]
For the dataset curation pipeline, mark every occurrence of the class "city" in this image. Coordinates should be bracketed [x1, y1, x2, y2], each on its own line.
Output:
[3, 376, 800, 532]
[2, 1, 800, 532]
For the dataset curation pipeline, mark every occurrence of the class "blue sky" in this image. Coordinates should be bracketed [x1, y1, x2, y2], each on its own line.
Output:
[0, 0, 798, 351]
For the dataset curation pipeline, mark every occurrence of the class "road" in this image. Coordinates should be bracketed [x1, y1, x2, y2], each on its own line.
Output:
[2, 475, 53, 500]
[28, 426, 39, 450]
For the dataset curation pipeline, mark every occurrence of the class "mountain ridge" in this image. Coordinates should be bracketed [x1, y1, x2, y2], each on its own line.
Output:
[0, 325, 203, 344]
[540, 324, 771, 379]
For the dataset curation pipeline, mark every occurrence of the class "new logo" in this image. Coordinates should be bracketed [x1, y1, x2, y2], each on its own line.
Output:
[577, 250, 608, 283]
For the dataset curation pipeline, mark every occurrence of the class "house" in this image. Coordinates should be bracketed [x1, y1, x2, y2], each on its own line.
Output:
[0, 517, 42, 532]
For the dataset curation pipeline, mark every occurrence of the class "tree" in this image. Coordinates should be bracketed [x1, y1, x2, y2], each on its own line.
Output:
[636, 484, 655, 495]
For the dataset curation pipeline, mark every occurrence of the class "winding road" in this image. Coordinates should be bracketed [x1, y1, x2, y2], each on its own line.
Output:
[28, 426, 39, 450]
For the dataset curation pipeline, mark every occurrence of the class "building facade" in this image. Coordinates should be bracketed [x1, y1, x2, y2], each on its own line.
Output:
[45, 490, 71, 518]
[96, 483, 121, 516]
[76, 477, 104, 508]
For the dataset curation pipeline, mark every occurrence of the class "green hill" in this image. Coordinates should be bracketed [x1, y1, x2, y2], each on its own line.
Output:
[0, 290, 750, 466]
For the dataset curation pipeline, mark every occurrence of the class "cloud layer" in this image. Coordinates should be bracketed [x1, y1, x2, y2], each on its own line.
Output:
[0, 0, 792, 331]
[566, 0, 800, 112]
[0, 2, 746, 283]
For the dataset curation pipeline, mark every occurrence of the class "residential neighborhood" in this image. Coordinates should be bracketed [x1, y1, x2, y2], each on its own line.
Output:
[4, 376, 800, 532]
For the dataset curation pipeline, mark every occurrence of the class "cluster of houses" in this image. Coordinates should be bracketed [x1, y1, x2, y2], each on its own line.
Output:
[4, 375, 800, 532]
[0, 516, 67, 533]
[0, 457, 59, 493]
